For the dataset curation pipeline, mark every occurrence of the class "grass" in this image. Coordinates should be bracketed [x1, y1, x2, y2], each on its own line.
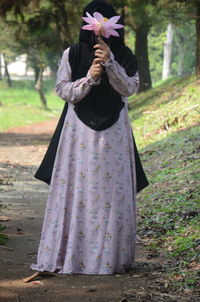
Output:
[0, 79, 63, 131]
[129, 74, 199, 148]
[0, 78, 63, 245]
[129, 75, 200, 292]
[0, 75, 199, 291]
[0, 225, 8, 245]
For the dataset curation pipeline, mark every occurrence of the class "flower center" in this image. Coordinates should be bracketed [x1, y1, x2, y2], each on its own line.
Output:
[99, 17, 108, 26]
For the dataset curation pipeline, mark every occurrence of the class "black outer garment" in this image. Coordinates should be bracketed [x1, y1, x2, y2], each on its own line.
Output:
[34, 0, 149, 192]
[69, 42, 137, 131]
[34, 101, 149, 193]
[73, 0, 137, 131]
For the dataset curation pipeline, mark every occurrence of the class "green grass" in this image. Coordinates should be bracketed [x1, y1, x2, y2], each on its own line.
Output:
[129, 75, 200, 292]
[129, 74, 199, 148]
[0, 75, 199, 291]
[0, 224, 8, 245]
[0, 79, 63, 131]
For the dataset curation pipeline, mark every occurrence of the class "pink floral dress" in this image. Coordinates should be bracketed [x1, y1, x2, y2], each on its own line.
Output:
[31, 48, 140, 275]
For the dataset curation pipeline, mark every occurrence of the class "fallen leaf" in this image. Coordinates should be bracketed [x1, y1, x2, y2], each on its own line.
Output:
[173, 275, 184, 281]
[0, 216, 10, 222]
[32, 281, 43, 285]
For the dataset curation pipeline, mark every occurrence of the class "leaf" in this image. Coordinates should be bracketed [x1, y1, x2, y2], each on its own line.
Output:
[173, 275, 184, 281]
[32, 280, 43, 285]
[0, 216, 10, 222]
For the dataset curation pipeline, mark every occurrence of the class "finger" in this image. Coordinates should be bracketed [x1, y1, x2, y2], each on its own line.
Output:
[96, 66, 103, 71]
[95, 52, 104, 58]
[93, 58, 103, 64]
[93, 71, 102, 77]
[95, 49, 104, 54]
[93, 67, 103, 73]
[93, 65, 103, 71]
[93, 66, 102, 72]
[95, 55, 104, 61]
[95, 50, 105, 57]
[94, 44, 105, 50]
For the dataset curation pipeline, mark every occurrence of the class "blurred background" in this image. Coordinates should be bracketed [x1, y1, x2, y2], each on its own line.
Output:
[0, 0, 199, 131]
[0, 1, 200, 295]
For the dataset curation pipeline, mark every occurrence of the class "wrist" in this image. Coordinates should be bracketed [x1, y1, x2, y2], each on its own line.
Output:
[87, 70, 101, 85]
[103, 51, 110, 63]
[101, 51, 114, 67]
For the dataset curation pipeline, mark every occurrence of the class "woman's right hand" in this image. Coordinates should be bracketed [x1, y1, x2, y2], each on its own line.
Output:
[89, 58, 103, 81]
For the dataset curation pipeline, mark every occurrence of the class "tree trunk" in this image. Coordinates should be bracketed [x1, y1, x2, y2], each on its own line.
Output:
[53, 0, 73, 51]
[2, 53, 12, 87]
[177, 39, 184, 76]
[162, 23, 175, 80]
[33, 66, 40, 84]
[35, 67, 48, 109]
[49, 62, 58, 79]
[135, 24, 152, 92]
[196, 1, 200, 78]
[0, 53, 2, 80]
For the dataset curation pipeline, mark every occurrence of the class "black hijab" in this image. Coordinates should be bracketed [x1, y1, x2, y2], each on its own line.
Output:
[33, 0, 149, 192]
[69, 0, 137, 131]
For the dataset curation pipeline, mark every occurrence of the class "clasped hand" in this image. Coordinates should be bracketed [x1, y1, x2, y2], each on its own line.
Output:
[89, 36, 110, 81]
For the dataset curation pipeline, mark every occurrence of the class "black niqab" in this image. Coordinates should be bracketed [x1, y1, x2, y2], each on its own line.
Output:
[69, 0, 137, 131]
[33, 0, 149, 193]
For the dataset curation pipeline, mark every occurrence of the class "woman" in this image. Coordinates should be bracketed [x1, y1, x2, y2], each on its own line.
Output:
[24, 0, 149, 282]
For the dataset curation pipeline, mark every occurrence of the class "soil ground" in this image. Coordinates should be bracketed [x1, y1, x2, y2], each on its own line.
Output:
[0, 120, 199, 302]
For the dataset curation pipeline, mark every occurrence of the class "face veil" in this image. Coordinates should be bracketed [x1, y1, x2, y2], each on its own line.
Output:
[68, 0, 137, 131]
[33, 1, 149, 193]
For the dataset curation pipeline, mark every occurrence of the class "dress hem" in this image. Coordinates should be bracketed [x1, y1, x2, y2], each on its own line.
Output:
[30, 264, 135, 276]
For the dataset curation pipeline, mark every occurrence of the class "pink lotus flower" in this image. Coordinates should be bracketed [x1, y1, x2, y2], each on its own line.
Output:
[82, 11, 124, 38]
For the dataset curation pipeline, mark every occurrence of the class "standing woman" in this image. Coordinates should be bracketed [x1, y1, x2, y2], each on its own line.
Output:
[24, 0, 149, 281]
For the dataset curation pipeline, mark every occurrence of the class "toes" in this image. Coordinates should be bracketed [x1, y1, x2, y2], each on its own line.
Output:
[23, 272, 40, 283]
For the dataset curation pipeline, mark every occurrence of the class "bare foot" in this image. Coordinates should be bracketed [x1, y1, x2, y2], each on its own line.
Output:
[23, 271, 56, 283]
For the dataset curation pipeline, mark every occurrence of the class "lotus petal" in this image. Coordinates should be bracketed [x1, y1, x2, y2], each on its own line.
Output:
[112, 24, 124, 29]
[108, 29, 120, 37]
[82, 25, 93, 30]
[105, 15, 121, 25]
[93, 12, 104, 22]
[82, 17, 93, 23]
[82, 11, 123, 38]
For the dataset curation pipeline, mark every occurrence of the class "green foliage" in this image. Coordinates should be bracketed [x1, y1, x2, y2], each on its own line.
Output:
[148, 26, 166, 83]
[0, 0, 89, 77]
[0, 0, 198, 87]
[129, 75, 200, 290]
[0, 224, 8, 245]
[171, 21, 196, 77]
[147, 21, 195, 83]
[129, 74, 199, 147]
[0, 79, 63, 131]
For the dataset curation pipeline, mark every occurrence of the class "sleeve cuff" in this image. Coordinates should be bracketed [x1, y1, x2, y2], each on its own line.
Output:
[86, 70, 101, 86]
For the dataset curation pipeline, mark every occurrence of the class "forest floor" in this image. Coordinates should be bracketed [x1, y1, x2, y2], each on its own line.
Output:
[0, 118, 199, 302]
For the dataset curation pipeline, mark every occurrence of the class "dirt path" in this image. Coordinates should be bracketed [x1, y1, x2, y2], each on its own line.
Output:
[0, 120, 198, 302]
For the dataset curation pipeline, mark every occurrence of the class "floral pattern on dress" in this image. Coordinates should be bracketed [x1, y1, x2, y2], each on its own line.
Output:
[31, 47, 138, 275]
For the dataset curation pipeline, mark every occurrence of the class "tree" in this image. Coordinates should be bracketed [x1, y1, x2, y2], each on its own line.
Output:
[167, 0, 200, 78]
[0, 0, 88, 108]
[111, 0, 154, 92]
[162, 23, 175, 80]
[0, 16, 19, 86]
[172, 22, 196, 77]
[196, 0, 200, 78]
[111, 0, 174, 91]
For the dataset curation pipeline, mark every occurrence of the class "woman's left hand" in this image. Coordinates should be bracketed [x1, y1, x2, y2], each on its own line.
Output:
[94, 36, 110, 63]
